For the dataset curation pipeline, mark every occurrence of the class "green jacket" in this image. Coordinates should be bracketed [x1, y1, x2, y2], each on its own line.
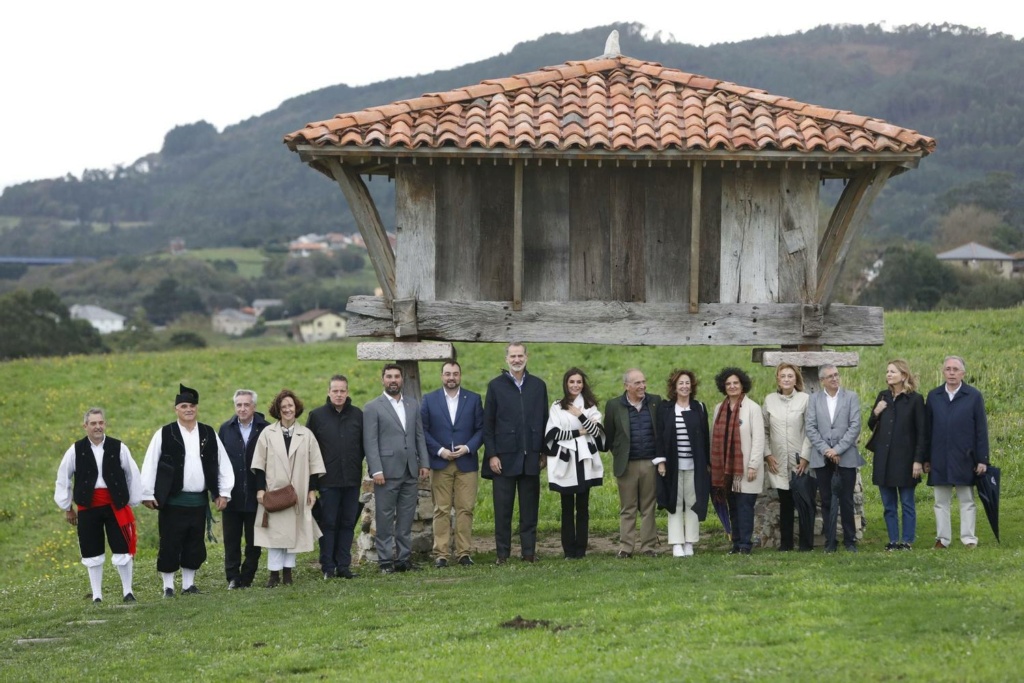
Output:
[603, 393, 663, 477]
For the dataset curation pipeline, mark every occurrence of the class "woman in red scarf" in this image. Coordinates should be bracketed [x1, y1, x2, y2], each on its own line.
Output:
[710, 367, 765, 554]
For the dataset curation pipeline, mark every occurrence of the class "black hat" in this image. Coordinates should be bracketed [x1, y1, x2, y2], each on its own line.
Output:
[175, 384, 199, 406]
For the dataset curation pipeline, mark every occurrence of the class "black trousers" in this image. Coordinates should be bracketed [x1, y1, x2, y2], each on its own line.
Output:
[77, 505, 128, 557]
[157, 505, 207, 573]
[492, 474, 540, 559]
[727, 491, 757, 551]
[815, 464, 857, 550]
[318, 486, 361, 573]
[560, 490, 590, 558]
[222, 509, 260, 585]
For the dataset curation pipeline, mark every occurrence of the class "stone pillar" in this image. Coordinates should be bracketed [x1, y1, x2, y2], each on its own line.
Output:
[355, 477, 434, 565]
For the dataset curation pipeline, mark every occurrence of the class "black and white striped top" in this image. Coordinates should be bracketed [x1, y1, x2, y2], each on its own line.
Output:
[674, 404, 694, 471]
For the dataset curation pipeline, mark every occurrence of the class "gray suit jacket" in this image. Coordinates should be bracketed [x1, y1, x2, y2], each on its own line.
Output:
[363, 394, 429, 480]
[805, 388, 864, 469]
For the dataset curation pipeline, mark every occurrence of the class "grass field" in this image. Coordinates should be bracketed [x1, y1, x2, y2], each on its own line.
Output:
[1, 308, 1021, 681]
[185, 248, 270, 279]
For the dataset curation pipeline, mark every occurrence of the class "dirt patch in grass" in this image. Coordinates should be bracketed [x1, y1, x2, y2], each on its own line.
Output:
[500, 615, 572, 632]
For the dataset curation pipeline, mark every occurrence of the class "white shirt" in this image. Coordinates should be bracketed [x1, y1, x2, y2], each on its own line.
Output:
[385, 393, 407, 431]
[239, 420, 253, 446]
[54, 437, 142, 511]
[946, 383, 962, 402]
[445, 390, 460, 424]
[825, 390, 840, 422]
[140, 421, 234, 501]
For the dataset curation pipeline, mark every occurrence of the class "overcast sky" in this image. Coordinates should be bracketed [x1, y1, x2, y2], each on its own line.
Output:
[1, 1, 1019, 190]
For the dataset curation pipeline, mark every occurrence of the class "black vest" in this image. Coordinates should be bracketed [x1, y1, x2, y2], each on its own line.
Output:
[73, 437, 130, 509]
[153, 423, 220, 506]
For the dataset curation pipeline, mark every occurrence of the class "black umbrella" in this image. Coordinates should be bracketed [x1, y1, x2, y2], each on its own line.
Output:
[790, 471, 817, 543]
[711, 487, 732, 537]
[976, 465, 1001, 543]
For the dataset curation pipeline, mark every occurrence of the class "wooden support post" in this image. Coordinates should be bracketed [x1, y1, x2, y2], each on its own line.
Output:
[689, 163, 702, 313]
[325, 158, 396, 302]
[513, 160, 524, 311]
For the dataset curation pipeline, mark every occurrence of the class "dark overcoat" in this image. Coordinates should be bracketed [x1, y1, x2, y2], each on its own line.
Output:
[653, 400, 710, 519]
[866, 390, 926, 488]
[925, 383, 989, 486]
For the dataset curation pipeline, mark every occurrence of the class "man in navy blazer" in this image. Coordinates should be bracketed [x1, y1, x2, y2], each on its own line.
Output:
[363, 364, 430, 573]
[805, 364, 864, 552]
[421, 360, 484, 568]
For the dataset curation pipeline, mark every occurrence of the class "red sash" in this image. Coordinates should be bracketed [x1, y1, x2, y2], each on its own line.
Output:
[79, 488, 137, 556]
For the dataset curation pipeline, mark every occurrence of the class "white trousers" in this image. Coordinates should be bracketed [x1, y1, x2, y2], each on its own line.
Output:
[267, 548, 296, 570]
[933, 485, 977, 546]
[666, 469, 700, 545]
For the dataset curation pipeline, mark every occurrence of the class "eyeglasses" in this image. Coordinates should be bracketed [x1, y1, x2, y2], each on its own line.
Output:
[822, 373, 840, 380]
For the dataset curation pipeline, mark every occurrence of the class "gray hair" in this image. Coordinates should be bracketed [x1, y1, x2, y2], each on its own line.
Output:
[233, 389, 257, 405]
[818, 364, 838, 380]
[505, 341, 527, 354]
[943, 355, 966, 371]
[83, 407, 105, 423]
[623, 368, 643, 385]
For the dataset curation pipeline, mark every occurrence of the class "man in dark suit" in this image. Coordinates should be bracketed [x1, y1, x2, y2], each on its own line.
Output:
[483, 342, 548, 565]
[925, 355, 989, 549]
[805, 365, 864, 552]
[363, 364, 429, 573]
[421, 360, 484, 568]
[218, 389, 269, 589]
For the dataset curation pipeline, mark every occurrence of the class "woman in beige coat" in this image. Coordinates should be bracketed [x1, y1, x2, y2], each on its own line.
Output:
[762, 363, 813, 551]
[711, 367, 764, 554]
[253, 389, 326, 587]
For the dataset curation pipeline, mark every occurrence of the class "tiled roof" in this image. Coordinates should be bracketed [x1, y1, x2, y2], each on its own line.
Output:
[285, 55, 935, 157]
[936, 242, 1012, 260]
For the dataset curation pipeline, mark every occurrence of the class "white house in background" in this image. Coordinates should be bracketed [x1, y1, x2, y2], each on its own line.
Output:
[937, 242, 1015, 279]
[251, 298, 284, 316]
[292, 309, 346, 343]
[212, 308, 258, 336]
[69, 304, 125, 334]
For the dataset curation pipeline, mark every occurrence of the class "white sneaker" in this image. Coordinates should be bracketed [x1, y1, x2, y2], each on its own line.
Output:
[672, 544, 684, 557]
[683, 543, 694, 557]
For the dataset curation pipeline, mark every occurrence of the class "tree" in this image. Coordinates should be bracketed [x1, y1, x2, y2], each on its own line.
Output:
[857, 245, 958, 311]
[141, 278, 206, 325]
[0, 288, 106, 360]
[161, 121, 219, 158]
[935, 205, 1009, 251]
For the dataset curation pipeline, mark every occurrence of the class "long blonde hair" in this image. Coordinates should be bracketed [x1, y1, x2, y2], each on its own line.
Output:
[887, 359, 917, 393]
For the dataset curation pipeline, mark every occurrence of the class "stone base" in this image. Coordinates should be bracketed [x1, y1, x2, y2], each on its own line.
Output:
[753, 471, 866, 548]
[355, 477, 434, 565]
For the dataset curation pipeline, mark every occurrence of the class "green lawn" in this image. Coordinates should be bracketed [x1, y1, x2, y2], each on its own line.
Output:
[1, 309, 1021, 681]
[185, 247, 269, 278]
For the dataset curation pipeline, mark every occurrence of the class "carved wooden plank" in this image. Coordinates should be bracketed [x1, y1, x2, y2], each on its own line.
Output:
[761, 351, 861, 367]
[394, 165, 435, 302]
[698, 165, 722, 303]
[570, 167, 611, 300]
[357, 342, 455, 361]
[816, 164, 896, 306]
[435, 165, 479, 299]
[689, 164, 702, 313]
[327, 159, 396, 301]
[609, 171, 646, 302]
[522, 165, 570, 301]
[478, 165, 515, 301]
[645, 167, 690, 303]
[720, 167, 780, 303]
[777, 168, 818, 302]
[345, 296, 884, 346]
[513, 161, 524, 310]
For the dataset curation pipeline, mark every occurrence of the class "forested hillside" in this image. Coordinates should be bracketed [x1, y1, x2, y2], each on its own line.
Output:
[2, 22, 1023, 258]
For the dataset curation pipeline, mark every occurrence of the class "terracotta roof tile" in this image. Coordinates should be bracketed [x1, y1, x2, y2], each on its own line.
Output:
[285, 55, 936, 156]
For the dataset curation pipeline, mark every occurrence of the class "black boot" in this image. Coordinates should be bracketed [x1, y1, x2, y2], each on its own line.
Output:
[282, 567, 293, 585]
[266, 571, 280, 588]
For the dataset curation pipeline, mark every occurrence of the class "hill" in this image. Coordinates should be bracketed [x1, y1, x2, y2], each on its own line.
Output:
[1, 22, 1023, 259]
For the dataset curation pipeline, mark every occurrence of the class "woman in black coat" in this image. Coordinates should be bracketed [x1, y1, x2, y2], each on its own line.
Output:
[654, 369, 710, 558]
[866, 359, 926, 550]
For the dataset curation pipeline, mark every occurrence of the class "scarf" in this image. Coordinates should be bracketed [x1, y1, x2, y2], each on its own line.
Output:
[711, 396, 745, 490]
[545, 396, 604, 485]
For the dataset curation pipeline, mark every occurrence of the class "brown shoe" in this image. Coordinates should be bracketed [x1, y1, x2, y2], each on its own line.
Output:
[495, 556, 508, 566]
[522, 555, 537, 563]
[965, 542, 978, 549]
[933, 540, 947, 549]
[266, 571, 281, 588]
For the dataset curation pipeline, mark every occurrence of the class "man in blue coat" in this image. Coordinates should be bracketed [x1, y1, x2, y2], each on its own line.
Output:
[925, 355, 989, 549]
[421, 360, 484, 568]
[218, 389, 269, 589]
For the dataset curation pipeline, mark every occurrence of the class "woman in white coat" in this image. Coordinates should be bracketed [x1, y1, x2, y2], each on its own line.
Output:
[711, 367, 764, 555]
[762, 363, 813, 551]
[253, 389, 326, 587]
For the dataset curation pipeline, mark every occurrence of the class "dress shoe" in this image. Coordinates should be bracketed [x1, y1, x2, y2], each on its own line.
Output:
[495, 556, 508, 566]
[898, 543, 912, 551]
[434, 558, 448, 569]
[93, 597, 102, 604]
[683, 543, 694, 557]
[228, 579, 239, 589]
[933, 540, 947, 549]
[336, 568, 356, 579]
[615, 551, 631, 559]
[395, 560, 421, 572]
[457, 556, 474, 566]
[845, 545, 858, 553]
[522, 555, 537, 563]
[182, 585, 201, 595]
[123, 593, 136, 603]
[885, 542, 898, 551]
[282, 568, 293, 585]
[641, 550, 659, 558]
[323, 571, 334, 580]
[379, 562, 395, 574]
[672, 544, 684, 557]
[965, 542, 978, 549]
[266, 571, 281, 587]
[163, 588, 175, 598]
[739, 548, 751, 555]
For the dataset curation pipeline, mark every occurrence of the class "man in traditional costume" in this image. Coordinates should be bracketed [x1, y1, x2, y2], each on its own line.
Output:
[141, 384, 234, 597]
[55, 407, 142, 603]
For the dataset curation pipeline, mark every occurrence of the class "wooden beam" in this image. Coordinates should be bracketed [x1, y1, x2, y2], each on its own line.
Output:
[344, 296, 884, 346]
[815, 164, 896, 306]
[325, 158, 396, 301]
[392, 298, 418, 338]
[689, 163, 702, 313]
[760, 351, 860, 367]
[357, 342, 455, 361]
[513, 161, 524, 311]
[394, 165, 436, 302]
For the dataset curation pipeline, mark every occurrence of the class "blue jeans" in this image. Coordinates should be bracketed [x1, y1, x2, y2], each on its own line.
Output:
[318, 486, 361, 573]
[879, 485, 916, 544]
[727, 491, 757, 551]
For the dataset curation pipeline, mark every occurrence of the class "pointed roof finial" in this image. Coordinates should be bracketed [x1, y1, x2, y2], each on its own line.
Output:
[602, 30, 621, 58]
